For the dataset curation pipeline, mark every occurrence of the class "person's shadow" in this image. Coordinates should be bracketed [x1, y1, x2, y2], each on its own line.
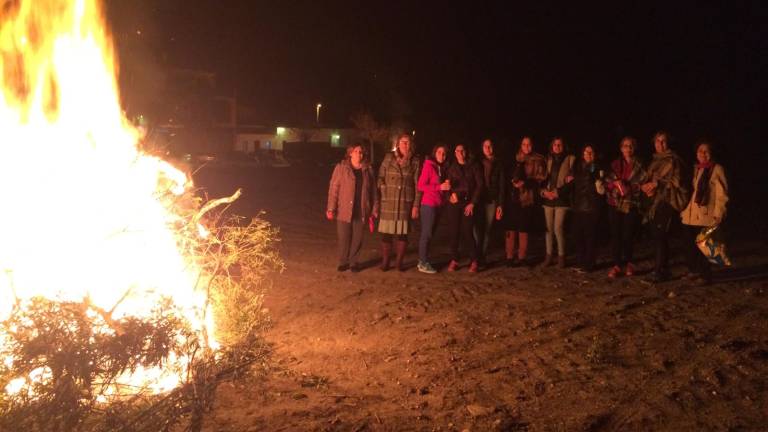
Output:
[714, 263, 768, 283]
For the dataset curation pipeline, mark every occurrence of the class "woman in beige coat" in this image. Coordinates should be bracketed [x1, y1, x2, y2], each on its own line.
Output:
[327, 144, 379, 272]
[680, 141, 728, 285]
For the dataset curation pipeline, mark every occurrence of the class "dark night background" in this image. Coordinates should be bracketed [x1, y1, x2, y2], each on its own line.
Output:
[105, 1, 766, 209]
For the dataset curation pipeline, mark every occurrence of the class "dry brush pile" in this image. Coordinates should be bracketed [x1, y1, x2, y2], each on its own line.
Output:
[0, 185, 283, 432]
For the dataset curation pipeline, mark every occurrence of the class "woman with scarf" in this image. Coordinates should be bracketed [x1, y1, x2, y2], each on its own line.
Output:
[503, 136, 546, 266]
[640, 131, 688, 283]
[604, 137, 645, 278]
[378, 134, 422, 271]
[445, 144, 484, 273]
[540, 137, 575, 268]
[680, 141, 728, 285]
[416, 144, 451, 274]
[327, 144, 379, 272]
[570, 144, 605, 273]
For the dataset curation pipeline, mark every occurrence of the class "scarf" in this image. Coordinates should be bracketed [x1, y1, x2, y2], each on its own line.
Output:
[547, 153, 564, 190]
[618, 158, 633, 181]
[482, 157, 493, 188]
[694, 162, 714, 206]
[645, 150, 688, 219]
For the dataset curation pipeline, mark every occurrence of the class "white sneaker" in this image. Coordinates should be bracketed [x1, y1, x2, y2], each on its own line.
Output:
[417, 261, 437, 274]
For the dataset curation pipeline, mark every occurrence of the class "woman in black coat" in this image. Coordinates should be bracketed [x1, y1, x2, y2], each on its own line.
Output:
[570, 144, 605, 273]
[444, 144, 484, 273]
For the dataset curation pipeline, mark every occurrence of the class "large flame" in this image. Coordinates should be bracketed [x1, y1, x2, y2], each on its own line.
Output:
[0, 0, 215, 394]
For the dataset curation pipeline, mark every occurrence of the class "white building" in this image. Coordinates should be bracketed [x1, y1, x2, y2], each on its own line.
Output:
[234, 126, 358, 152]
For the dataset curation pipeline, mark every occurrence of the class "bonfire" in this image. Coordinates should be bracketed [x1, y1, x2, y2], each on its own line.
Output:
[0, 1, 281, 430]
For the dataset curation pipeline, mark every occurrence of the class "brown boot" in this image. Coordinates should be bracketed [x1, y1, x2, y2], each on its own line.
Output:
[557, 255, 566, 268]
[505, 231, 517, 260]
[540, 254, 553, 268]
[381, 241, 392, 272]
[395, 240, 408, 272]
[518, 232, 529, 265]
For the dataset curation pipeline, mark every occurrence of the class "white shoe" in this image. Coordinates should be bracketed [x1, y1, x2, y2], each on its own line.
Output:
[417, 261, 437, 274]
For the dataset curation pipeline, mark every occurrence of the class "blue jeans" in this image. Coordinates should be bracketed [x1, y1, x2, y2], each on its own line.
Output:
[419, 204, 438, 263]
[476, 202, 497, 259]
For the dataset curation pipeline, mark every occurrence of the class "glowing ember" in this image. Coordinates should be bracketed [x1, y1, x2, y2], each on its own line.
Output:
[0, 0, 215, 395]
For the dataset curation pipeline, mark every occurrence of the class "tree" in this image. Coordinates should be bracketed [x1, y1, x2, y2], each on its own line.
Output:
[350, 111, 390, 165]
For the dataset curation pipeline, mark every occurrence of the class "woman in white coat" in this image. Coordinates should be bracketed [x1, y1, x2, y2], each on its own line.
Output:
[680, 141, 728, 285]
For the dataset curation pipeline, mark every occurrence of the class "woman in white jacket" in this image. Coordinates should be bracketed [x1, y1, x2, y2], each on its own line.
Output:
[680, 141, 728, 285]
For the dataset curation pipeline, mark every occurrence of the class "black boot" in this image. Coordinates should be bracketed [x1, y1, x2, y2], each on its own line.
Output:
[395, 240, 408, 272]
[381, 241, 392, 272]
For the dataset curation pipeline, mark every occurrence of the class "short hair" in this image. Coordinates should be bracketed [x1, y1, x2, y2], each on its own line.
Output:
[345, 143, 367, 162]
[695, 139, 716, 159]
[619, 136, 637, 149]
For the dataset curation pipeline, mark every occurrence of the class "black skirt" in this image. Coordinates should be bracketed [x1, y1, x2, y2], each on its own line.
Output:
[504, 202, 537, 232]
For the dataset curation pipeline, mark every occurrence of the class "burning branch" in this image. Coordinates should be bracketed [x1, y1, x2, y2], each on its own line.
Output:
[192, 188, 242, 226]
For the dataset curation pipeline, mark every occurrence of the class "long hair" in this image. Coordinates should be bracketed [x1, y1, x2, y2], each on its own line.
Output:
[394, 133, 413, 159]
[548, 136, 569, 155]
[453, 143, 472, 164]
[516, 136, 534, 161]
[578, 143, 597, 162]
[430, 143, 448, 163]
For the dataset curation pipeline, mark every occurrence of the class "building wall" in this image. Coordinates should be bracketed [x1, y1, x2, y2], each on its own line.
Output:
[235, 133, 282, 152]
[234, 127, 360, 152]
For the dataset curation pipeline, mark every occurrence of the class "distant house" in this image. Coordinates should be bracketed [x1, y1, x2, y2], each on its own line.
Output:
[234, 126, 359, 152]
[135, 68, 364, 157]
[234, 126, 278, 153]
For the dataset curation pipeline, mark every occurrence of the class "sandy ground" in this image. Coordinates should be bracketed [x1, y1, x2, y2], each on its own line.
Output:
[196, 164, 768, 431]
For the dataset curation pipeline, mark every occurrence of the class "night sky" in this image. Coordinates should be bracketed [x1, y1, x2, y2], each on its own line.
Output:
[107, 1, 766, 162]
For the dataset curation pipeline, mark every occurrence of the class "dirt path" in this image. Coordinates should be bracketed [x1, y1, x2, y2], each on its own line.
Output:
[199, 166, 768, 431]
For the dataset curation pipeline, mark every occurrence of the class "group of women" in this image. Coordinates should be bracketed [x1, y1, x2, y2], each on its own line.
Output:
[326, 131, 728, 285]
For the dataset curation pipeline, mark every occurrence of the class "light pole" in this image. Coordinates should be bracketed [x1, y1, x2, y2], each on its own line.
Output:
[316, 103, 322, 125]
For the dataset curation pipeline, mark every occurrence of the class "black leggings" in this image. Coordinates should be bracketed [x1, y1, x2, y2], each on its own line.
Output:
[608, 207, 638, 266]
[650, 202, 677, 274]
[574, 211, 599, 270]
[446, 203, 477, 261]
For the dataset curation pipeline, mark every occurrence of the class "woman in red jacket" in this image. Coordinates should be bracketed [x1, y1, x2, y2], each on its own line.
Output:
[604, 137, 645, 278]
[416, 144, 451, 274]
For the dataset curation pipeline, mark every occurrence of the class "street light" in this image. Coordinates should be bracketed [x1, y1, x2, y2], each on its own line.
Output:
[316, 103, 322, 125]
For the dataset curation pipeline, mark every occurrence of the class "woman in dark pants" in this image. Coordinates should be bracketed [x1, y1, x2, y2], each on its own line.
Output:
[445, 144, 484, 273]
[570, 144, 605, 273]
[604, 137, 645, 278]
[641, 131, 688, 283]
[326, 144, 379, 272]
[680, 141, 728, 285]
[476, 139, 505, 265]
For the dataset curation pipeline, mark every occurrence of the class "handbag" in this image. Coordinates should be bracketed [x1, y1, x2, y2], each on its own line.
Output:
[696, 225, 732, 266]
